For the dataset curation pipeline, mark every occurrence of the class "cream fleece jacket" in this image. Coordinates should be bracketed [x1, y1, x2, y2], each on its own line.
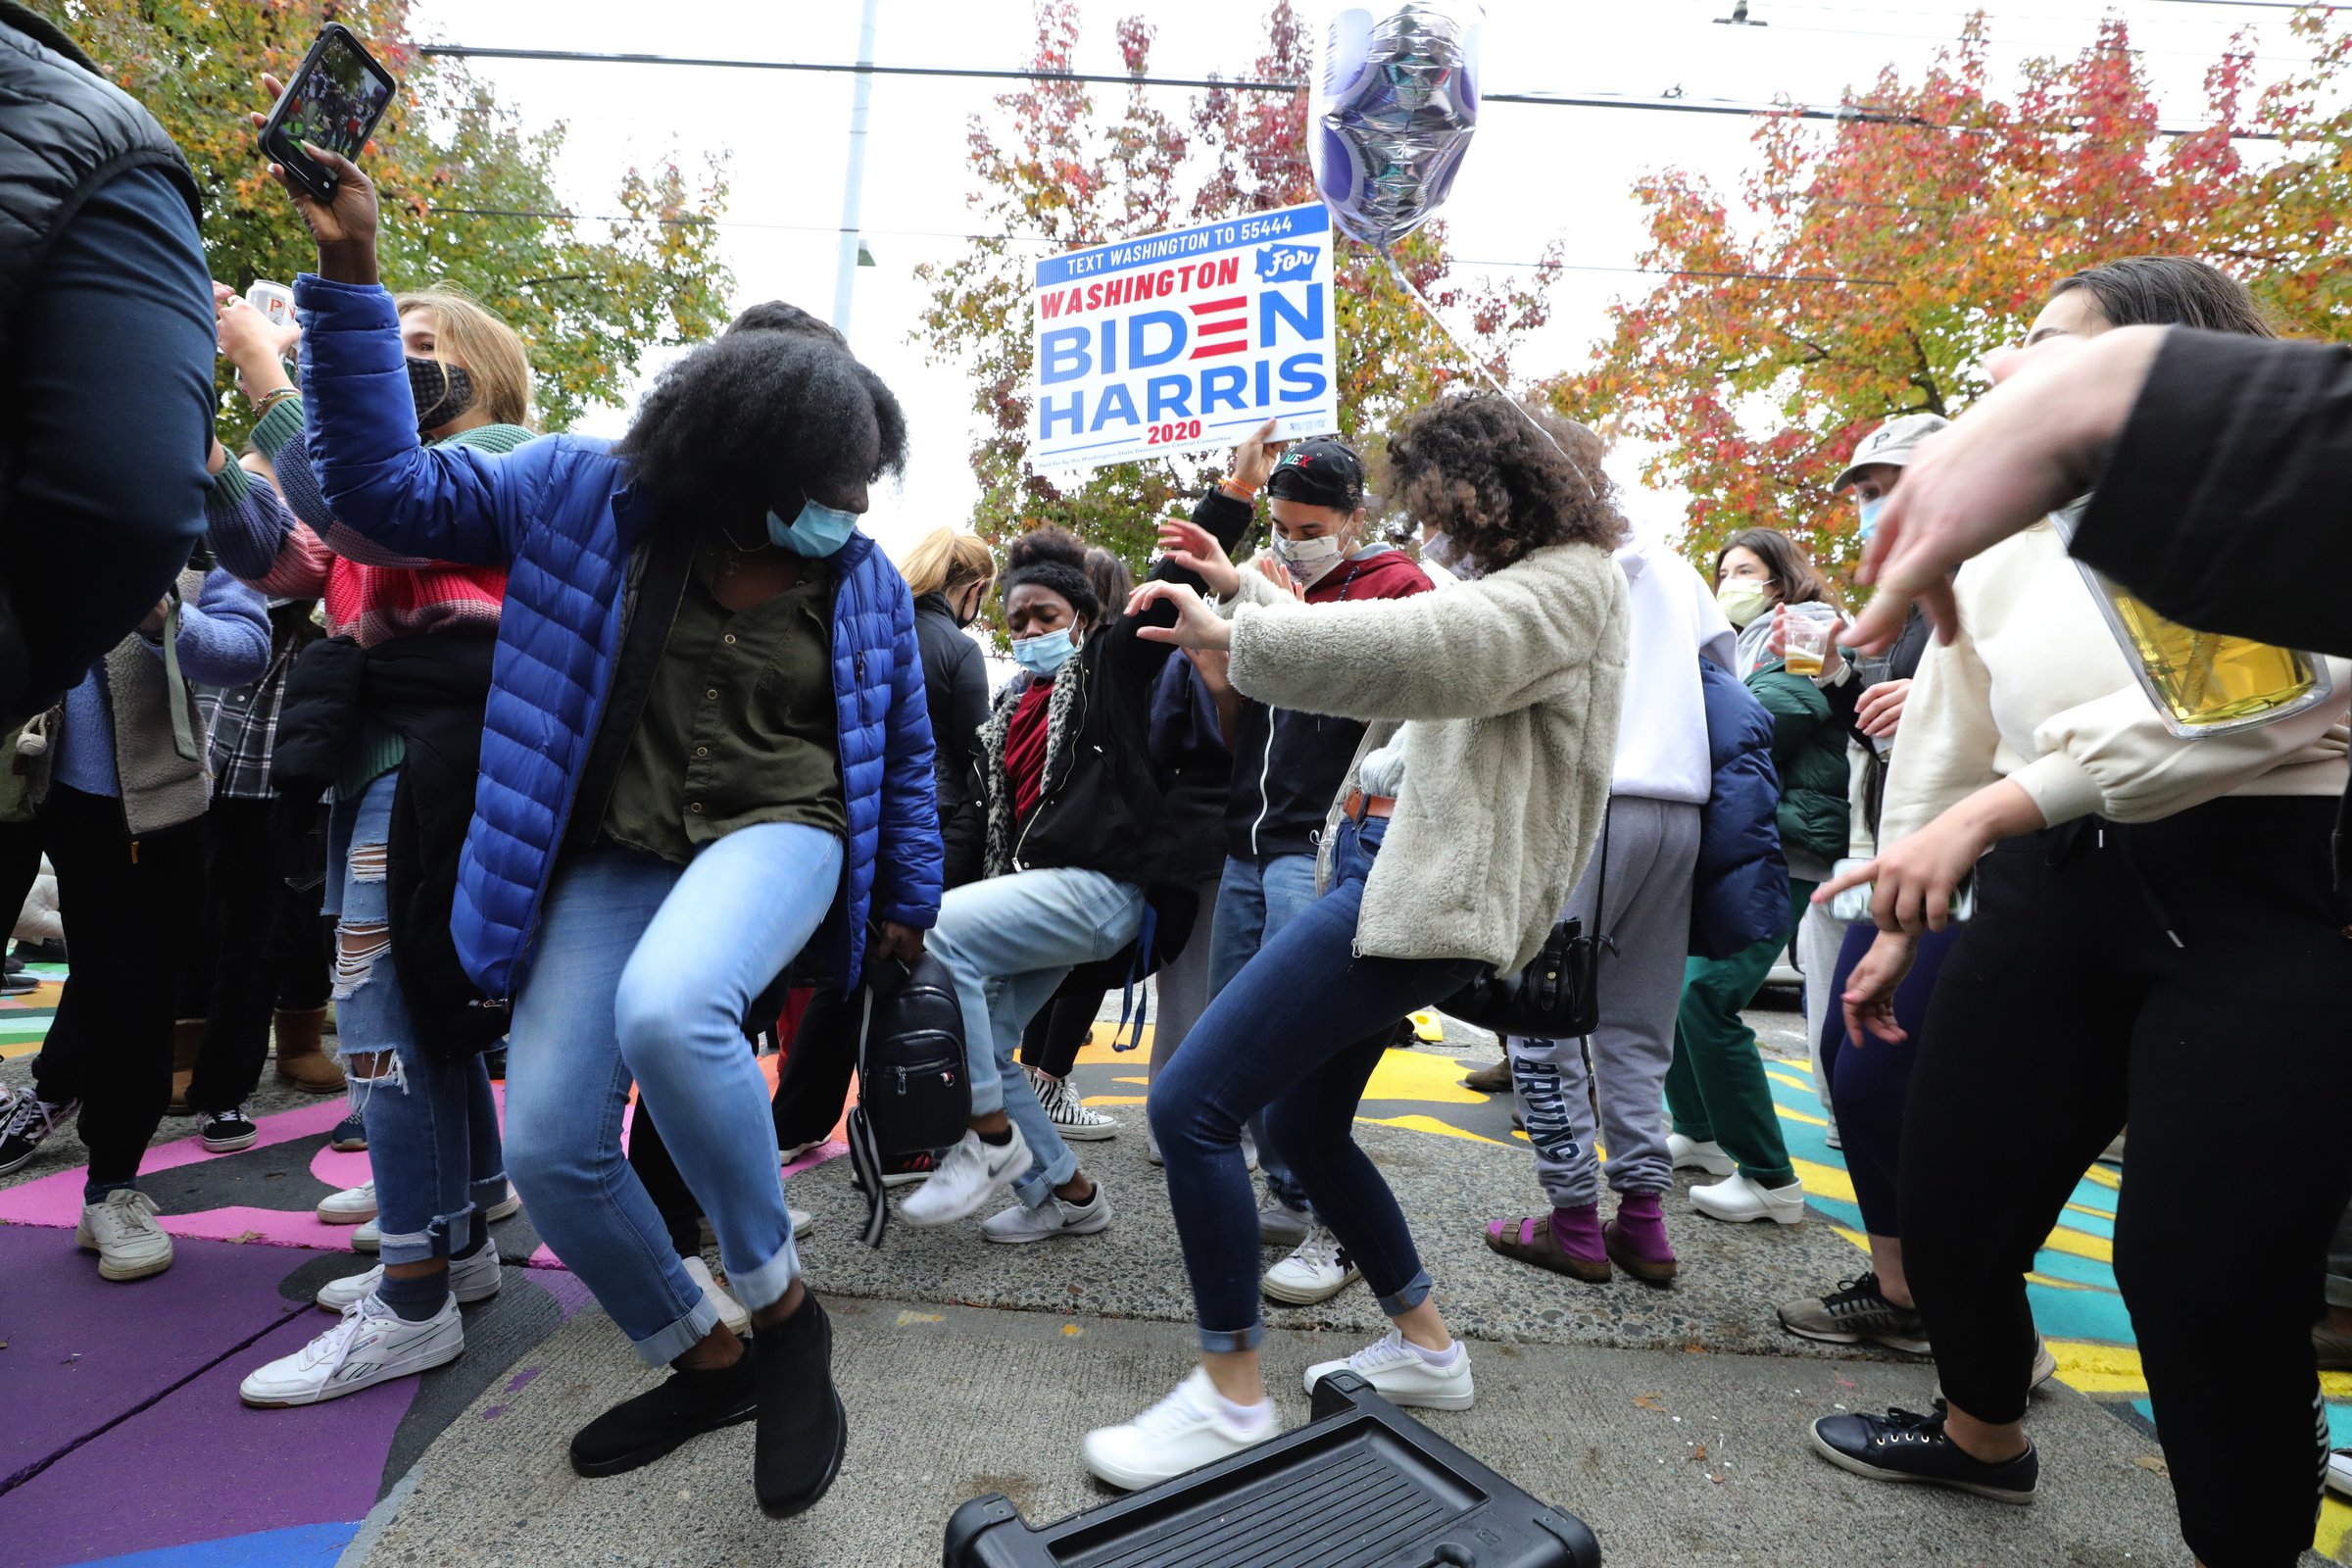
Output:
[1220, 540, 1629, 972]
[1880, 523, 2349, 847]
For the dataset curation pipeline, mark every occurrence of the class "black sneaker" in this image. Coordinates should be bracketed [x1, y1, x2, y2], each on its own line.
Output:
[201, 1106, 259, 1153]
[1810, 1406, 2036, 1503]
[1777, 1271, 1931, 1353]
[1, 971, 35, 996]
[329, 1109, 368, 1152]
[0, 1094, 78, 1176]
[751, 1293, 846, 1519]
[569, 1352, 759, 1478]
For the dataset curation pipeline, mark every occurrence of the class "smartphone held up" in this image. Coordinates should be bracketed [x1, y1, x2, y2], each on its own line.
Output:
[258, 24, 397, 202]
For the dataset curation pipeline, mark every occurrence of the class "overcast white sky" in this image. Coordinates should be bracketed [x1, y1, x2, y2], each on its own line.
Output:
[404, 0, 2319, 556]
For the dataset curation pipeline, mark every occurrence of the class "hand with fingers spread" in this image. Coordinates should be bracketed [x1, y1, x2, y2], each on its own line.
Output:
[1251, 553, 1303, 601]
[1154, 515, 1240, 599]
[252, 74, 381, 284]
[1125, 581, 1231, 651]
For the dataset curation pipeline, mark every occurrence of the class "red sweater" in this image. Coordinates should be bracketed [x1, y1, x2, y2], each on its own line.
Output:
[1005, 678, 1055, 823]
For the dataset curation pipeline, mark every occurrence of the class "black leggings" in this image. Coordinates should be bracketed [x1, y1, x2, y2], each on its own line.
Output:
[1900, 797, 2352, 1568]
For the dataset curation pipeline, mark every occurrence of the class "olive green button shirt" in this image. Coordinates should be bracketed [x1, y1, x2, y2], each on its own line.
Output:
[601, 544, 847, 865]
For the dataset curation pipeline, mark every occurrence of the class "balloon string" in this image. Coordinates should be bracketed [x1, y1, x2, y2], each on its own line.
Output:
[1379, 244, 1596, 501]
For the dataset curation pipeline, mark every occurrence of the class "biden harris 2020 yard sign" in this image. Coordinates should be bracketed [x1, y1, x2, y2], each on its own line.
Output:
[1029, 203, 1339, 473]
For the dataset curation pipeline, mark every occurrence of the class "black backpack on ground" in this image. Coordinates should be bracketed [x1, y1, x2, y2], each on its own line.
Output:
[846, 952, 970, 1247]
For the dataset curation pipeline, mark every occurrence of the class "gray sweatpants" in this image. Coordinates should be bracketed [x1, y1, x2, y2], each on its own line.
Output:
[1507, 796, 1701, 1209]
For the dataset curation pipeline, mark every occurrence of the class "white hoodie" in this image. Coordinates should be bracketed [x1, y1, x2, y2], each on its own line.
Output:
[1609, 537, 1736, 804]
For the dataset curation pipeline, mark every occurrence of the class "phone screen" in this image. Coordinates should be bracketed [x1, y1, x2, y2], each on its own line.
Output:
[279, 31, 392, 162]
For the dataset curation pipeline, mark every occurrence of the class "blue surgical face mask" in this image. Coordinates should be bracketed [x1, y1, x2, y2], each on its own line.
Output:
[1856, 494, 1887, 544]
[766, 499, 860, 558]
[1012, 627, 1078, 678]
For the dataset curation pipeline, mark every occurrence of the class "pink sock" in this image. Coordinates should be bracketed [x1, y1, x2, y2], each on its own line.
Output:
[1609, 1192, 1673, 1264]
[1547, 1202, 1604, 1262]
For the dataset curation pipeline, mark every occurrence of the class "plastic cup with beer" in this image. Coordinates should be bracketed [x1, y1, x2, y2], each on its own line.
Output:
[1783, 613, 1832, 678]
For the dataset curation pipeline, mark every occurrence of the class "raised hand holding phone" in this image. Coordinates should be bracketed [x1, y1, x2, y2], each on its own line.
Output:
[254, 72, 381, 285]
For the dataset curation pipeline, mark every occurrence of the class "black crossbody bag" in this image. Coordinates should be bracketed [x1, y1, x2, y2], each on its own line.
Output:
[1438, 803, 1609, 1040]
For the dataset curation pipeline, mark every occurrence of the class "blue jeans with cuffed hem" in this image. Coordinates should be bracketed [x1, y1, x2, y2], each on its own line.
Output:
[504, 824, 842, 1365]
[928, 865, 1145, 1208]
[1152, 818, 1481, 1353]
[329, 769, 505, 1268]
[1204, 853, 1321, 1212]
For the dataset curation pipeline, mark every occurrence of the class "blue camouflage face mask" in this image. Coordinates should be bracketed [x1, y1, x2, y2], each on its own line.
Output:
[766, 499, 860, 558]
[1856, 494, 1887, 544]
[1012, 628, 1078, 678]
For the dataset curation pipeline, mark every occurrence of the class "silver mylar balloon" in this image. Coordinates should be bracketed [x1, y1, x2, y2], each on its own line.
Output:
[1309, 1, 1484, 248]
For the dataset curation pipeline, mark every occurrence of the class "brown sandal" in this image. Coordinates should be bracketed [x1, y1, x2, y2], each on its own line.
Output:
[1603, 1219, 1679, 1285]
[1483, 1216, 1611, 1283]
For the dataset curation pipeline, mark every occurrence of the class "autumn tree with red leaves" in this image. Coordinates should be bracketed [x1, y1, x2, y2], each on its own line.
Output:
[916, 0, 1558, 568]
[1560, 11, 2352, 575]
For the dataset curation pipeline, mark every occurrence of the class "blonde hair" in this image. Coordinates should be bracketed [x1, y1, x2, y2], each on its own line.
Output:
[902, 526, 996, 600]
[395, 286, 535, 429]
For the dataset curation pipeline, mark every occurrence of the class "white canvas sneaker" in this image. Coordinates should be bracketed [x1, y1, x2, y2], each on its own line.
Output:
[1689, 1172, 1806, 1226]
[1303, 1328, 1475, 1411]
[1667, 1133, 1737, 1177]
[681, 1253, 751, 1338]
[317, 1243, 503, 1313]
[981, 1182, 1110, 1244]
[1262, 1224, 1360, 1305]
[76, 1189, 173, 1281]
[240, 1292, 463, 1407]
[482, 1185, 522, 1223]
[900, 1126, 1030, 1227]
[1256, 1196, 1311, 1250]
[316, 1180, 377, 1225]
[1082, 1367, 1273, 1492]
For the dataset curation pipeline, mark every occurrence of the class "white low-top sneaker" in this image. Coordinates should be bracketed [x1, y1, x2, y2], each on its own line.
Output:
[1666, 1133, 1737, 1177]
[1256, 1196, 1311, 1251]
[981, 1182, 1109, 1244]
[1082, 1367, 1274, 1492]
[1689, 1172, 1806, 1226]
[317, 1243, 503, 1313]
[900, 1126, 1030, 1227]
[681, 1254, 750, 1338]
[791, 1206, 813, 1240]
[1303, 1328, 1475, 1411]
[316, 1180, 377, 1225]
[2329, 1448, 2352, 1501]
[239, 1292, 463, 1407]
[351, 1218, 379, 1253]
[1263, 1224, 1360, 1305]
[1030, 1069, 1119, 1141]
[77, 1189, 173, 1281]
[483, 1185, 522, 1223]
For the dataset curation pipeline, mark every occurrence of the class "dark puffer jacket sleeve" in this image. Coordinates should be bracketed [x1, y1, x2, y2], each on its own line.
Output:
[1691, 659, 1792, 959]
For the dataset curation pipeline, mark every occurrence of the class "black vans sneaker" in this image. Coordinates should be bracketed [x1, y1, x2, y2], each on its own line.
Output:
[1810, 1406, 2036, 1503]
[0, 1094, 78, 1176]
[201, 1106, 259, 1153]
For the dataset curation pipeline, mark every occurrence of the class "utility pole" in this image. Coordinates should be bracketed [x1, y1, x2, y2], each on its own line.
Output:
[832, 0, 881, 341]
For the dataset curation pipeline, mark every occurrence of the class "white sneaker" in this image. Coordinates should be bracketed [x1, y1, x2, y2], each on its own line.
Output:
[351, 1218, 379, 1252]
[900, 1126, 1031, 1227]
[981, 1182, 1110, 1244]
[1690, 1171, 1806, 1225]
[1082, 1366, 1274, 1492]
[76, 1189, 173, 1281]
[1030, 1068, 1118, 1142]
[239, 1292, 463, 1407]
[1257, 1195, 1311, 1250]
[1263, 1224, 1360, 1305]
[483, 1185, 522, 1223]
[1667, 1133, 1736, 1177]
[1824, 1122, 1843, 1152]
[316, 1180, 377, 1225]
[791, 1206, 813, 1240]
[1303, 1328, 1475, 1410]
[682, 1253, 750, 1338]
[318, 1242, 503, 1312]
[2328, 1448, 2352, 1501]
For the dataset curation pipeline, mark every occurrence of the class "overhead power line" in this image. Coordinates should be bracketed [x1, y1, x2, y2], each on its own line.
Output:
[412, 44, 2280, 141]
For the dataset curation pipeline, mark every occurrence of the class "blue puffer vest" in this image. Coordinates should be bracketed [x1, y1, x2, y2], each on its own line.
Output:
[1690, 657, 1791, 960]
[292, 275, 943, 999]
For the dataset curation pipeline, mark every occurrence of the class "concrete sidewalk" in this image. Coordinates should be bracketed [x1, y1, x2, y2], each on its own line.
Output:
[354, 1293, 2194, 1568]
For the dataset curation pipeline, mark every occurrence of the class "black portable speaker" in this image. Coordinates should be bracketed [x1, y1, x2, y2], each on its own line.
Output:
[943, 1371, 1601, 1568]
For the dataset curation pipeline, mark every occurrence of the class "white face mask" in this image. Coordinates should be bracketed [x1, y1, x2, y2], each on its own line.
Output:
[1271, 532, 1345, 585]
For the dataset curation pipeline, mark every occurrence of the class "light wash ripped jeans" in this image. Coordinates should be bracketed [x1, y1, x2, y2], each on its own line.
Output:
[502, 824, 843, 1365]
[328, 768, 506, 1267]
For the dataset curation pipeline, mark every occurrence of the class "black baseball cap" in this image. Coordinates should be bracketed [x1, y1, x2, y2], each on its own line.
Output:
[1266, 436, 1365, 512]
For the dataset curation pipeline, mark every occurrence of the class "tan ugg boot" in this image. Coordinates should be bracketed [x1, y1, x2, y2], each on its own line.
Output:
[271, 1006, 345, 1095]
[167, 1018, 205, 1114]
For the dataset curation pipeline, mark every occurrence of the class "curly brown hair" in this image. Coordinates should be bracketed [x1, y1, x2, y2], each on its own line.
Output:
[1387, 395, 1625, 574]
